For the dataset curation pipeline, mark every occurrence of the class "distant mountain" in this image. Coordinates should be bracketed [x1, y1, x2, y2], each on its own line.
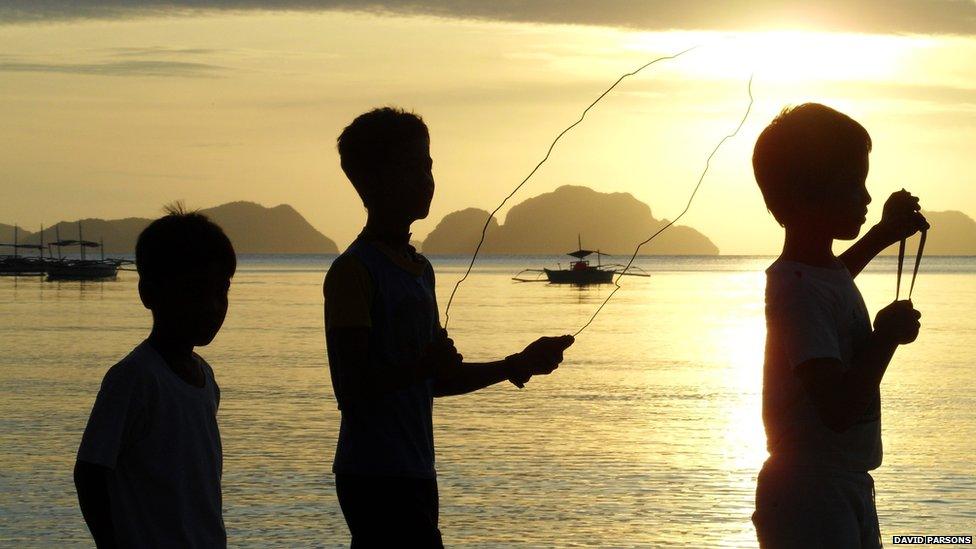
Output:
[420, 208, 501, 254]
[0, 223, 29, 246]
[881, 210, 976, 256]
[1, 201, 338, 254]
[199, 202, 338, 254]
[422, 185, 718, 255]
[1, 223, 44, 250]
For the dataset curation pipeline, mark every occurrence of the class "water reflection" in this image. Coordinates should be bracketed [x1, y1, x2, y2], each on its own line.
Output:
[0, 257, 973, 546]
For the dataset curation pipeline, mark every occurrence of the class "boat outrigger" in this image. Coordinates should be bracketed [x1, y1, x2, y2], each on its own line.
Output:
[513, 236, 649, 285]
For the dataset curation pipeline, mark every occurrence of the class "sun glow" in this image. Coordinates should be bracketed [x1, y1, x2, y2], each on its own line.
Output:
[629, 31, 914, 84]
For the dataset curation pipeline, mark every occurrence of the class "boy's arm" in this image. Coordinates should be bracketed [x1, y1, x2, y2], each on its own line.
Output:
[75, 362, 144, 548]
[325, 255, 417, 408]
[431, 359, 516, 397]
[840, 189, 927, 277]
[838, 224, 894, 278]
[74, 460, 117, 548]
[432, 335, 574, 397]
[796, 300, 920, 432]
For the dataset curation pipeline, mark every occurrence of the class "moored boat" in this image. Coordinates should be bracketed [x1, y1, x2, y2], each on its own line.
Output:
[543, 264, 615, 284]
[0, 225, 48, 276]
[45, 223, 125, 281]
[46, 259, 120, 280]
[513, 236, 649, 286]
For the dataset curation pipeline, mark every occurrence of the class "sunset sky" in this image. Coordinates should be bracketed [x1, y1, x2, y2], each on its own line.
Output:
[1, 2, 974, 254]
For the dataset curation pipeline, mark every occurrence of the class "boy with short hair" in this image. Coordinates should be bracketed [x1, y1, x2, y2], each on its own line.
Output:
[325, 107, 574, 547]
[74, 206, 235, 548]
[751, 103, 928, 548]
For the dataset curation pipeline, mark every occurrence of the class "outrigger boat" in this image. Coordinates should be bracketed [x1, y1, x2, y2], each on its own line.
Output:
[513, 236, 649, 285]
[45, 223, 129, 281]
[0, 225, 48, 276]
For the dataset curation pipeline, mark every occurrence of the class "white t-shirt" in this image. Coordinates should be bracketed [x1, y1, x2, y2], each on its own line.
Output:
[77, 341, 226, 548]
[762, 259, 880, 472]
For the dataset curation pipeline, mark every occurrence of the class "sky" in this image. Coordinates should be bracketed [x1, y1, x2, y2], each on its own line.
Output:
[1, 1, 974, 254]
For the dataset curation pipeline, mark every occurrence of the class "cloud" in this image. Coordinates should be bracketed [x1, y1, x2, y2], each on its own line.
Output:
[0, 59, 225, 77]
[1, 1, 975, 35]
[106, 46, 223, 57]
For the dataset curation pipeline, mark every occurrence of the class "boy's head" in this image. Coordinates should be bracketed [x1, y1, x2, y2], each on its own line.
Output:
[136, 204, 236, 346]
[753, 103, 873, 239]
[337, 107, 434, 222]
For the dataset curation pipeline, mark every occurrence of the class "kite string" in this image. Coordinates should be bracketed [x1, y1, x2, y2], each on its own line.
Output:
[573, 73, 755, 337]
[441, 44, 701, 330]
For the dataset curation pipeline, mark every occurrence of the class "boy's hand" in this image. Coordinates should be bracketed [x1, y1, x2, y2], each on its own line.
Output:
[874, 300, 921, 345]
[876, 189, 929, 245]
[506, 335, 575, 388]
[420, 328, 462, 379]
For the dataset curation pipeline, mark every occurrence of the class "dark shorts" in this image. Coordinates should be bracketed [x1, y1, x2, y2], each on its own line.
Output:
[753, 461, 881, 549]
[335, 474, 443, 549]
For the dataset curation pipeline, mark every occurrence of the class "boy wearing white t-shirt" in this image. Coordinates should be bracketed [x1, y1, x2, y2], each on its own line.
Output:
[74, 206, 235, 548]
[750, 104, 928, 548]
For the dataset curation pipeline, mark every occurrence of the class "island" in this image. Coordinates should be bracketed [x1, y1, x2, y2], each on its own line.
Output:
[1, 201, 338, 254]
[421, 185, 719, 255]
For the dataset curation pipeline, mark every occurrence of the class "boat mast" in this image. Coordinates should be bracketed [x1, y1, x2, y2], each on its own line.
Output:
[13, 225, 17, 260]
[78, 221, 85, 261]
[577, 234, 582, 267]
[55, 225, 62, 260]
[100, 237, 105, 261]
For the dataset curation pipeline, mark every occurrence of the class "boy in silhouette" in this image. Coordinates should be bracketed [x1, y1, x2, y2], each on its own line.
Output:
[751, 103, 928, 548]
[325, 107, 574, 547]
[74, 207, 235, 548]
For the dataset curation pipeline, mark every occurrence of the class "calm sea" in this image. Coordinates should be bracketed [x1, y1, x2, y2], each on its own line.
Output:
[1, 255, 973, 548]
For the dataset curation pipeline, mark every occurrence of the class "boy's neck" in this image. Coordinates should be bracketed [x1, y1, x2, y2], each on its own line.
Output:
[781, 226, 840, 268]
[363, 215, 412, 250]
[147, 327, 195, 363]
[147, 327, 205, 387]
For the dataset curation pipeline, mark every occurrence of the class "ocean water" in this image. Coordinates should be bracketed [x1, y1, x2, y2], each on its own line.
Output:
[0, 255, 973, 548]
